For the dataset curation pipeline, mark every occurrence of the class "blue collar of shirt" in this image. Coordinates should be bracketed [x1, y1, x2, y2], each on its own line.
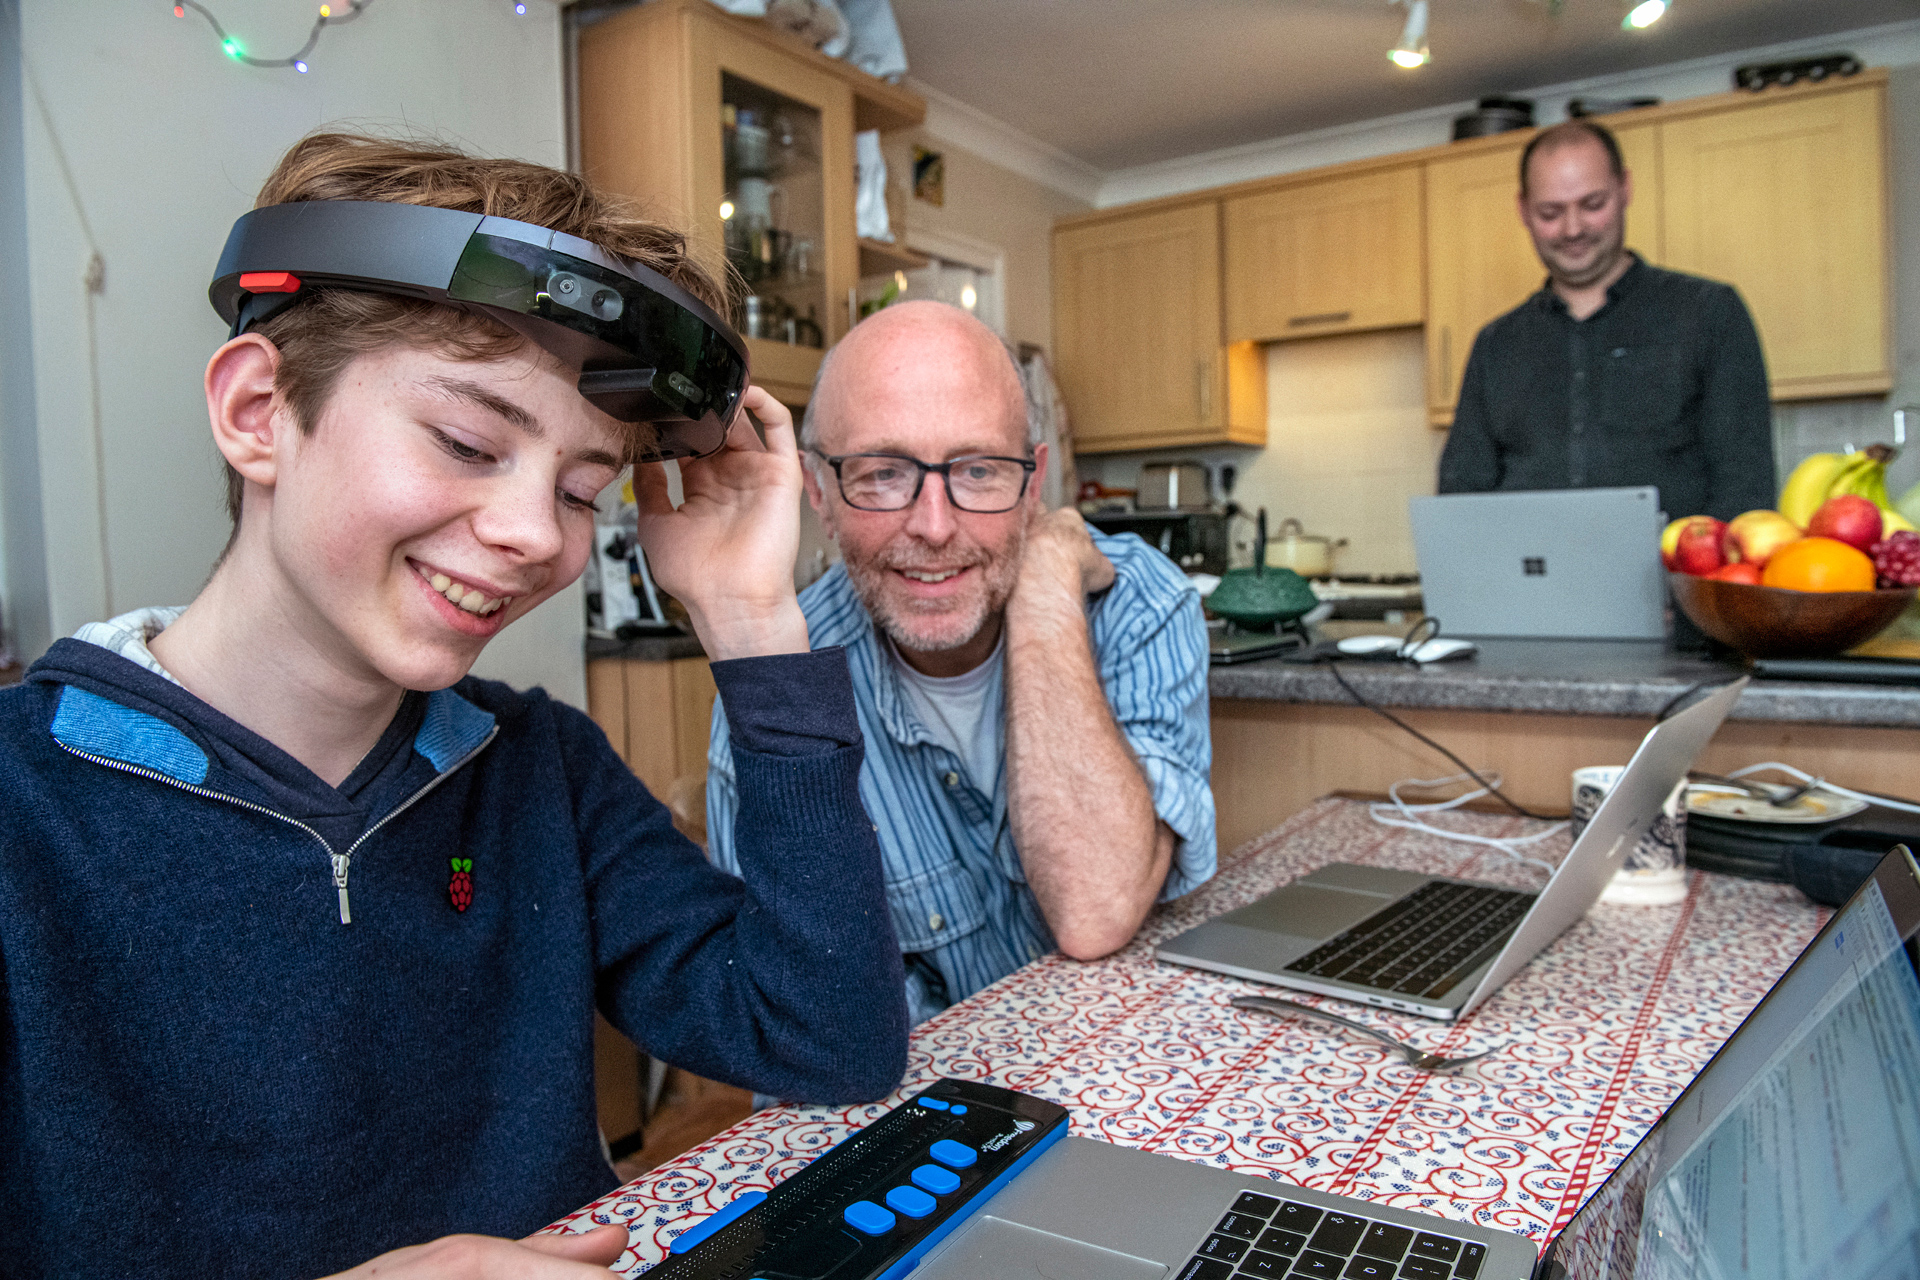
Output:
[803, 567, 946, 751]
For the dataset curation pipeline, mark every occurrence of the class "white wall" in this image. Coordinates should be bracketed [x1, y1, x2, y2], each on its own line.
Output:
[5, 0, 587, 706]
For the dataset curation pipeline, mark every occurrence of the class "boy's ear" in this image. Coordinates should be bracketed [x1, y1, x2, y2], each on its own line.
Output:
[205, 334, 286, 488]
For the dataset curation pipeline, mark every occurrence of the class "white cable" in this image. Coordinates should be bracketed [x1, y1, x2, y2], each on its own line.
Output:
[1725, 762, 1920, 815]
[1365, 773, 1566, 878]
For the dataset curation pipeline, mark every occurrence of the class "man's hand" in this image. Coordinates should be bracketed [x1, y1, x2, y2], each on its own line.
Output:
[319, 1222, 627, 1278]
[1014, 507, 1115, 604]
[632, 386, 810, 661]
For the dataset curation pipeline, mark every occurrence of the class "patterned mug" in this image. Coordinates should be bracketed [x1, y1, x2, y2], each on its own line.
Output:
[1570, 765, 1689, 906]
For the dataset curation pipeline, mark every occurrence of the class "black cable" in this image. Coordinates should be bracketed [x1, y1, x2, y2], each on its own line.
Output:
[175, 0, 375, 70]
[1320, 659, 1559, 821]
[1654, 680, 1716, 722]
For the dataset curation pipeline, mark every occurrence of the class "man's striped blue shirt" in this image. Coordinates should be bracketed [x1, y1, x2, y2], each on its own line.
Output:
[707, 529, 1215, 1023]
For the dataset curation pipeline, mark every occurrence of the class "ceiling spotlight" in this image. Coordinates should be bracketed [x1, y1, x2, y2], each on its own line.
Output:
[1389, 0, 1430, 68]
[1624, 0, 1667, 27]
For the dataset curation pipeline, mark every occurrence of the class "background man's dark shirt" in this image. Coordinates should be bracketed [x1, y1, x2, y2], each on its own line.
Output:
[1437, 255, 1776, 522]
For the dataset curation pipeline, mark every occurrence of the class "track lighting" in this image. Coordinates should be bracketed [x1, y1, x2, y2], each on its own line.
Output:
[1389, 0, 1430, 69]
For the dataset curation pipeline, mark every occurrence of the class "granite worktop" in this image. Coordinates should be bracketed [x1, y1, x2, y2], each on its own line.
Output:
[585, 632, 707, 663]
[1208, 638, 1920, 728]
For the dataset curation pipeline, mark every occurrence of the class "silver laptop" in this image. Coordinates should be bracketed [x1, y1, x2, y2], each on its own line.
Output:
[1156, 678, 1746, 1021]
[914, 842, 1920, 1280]
[1410, 488, 1666, 640]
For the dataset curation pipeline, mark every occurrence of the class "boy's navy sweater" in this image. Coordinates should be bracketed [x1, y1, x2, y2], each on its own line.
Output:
[0, 638, 908, 1278]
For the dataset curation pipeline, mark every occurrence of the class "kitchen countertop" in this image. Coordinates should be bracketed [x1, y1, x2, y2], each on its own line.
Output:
[1209, 637, 1920, 728]
[585, 632, 707, 663]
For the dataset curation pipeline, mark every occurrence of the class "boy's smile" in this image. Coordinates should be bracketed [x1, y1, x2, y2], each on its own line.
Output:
[260, 343, 624, 693]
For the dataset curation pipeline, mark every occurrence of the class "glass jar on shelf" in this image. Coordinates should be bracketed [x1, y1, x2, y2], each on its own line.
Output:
[722, 71, 825, 347]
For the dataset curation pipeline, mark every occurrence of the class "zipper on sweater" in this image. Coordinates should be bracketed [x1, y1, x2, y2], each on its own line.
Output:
[55, 727, 497, 924]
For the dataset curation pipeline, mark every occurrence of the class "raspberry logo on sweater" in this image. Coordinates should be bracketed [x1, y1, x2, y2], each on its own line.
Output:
[448, 858, 473, 912]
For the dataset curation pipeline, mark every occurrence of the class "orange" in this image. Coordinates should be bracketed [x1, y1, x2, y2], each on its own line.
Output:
[1760, 536, 1876, 592]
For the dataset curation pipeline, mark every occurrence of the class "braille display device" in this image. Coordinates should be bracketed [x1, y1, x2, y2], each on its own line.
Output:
[209, 199, 750, 463]
[643, 1077, 1068, 1279]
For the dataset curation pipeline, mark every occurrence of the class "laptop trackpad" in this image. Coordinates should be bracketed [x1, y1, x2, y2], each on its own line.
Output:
[1221, 883, 1391, 941]
[915, 1216, 1168, 1279]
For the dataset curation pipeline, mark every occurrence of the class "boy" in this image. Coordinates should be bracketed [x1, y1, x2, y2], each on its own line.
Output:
[0, 133, 908, 1278]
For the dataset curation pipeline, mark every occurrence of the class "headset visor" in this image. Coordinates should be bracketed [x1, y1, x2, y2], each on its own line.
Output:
[210, 201, 750, 464]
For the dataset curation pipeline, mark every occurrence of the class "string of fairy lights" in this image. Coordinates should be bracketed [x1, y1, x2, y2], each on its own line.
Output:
[171, 0, 532, 73]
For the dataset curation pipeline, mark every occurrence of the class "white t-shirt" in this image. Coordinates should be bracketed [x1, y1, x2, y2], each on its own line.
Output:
[888, 632, 1006, 795]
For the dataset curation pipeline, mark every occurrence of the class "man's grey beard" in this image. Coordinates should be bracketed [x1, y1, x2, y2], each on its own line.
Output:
[843, 526, 1027, 655]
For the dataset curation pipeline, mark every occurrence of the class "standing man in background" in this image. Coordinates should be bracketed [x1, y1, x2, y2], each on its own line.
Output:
[707, 301, 1216, 1027]
[1438, 119, 1776, 522]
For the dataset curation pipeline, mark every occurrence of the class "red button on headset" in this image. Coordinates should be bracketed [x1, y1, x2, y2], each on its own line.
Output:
[238, 271, 302, 293]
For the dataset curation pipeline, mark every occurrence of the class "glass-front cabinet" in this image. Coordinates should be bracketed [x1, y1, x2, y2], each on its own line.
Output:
[578, 0, 923, 406]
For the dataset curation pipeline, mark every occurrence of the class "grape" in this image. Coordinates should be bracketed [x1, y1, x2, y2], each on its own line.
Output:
[1870, 531, 1920, 588]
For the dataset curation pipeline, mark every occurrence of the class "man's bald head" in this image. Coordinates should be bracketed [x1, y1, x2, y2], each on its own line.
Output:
[1519, 120, 1624, 198]
[801, 301, 1028, 458]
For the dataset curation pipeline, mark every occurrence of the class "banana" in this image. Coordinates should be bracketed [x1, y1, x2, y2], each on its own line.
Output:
[1832, 445, 1898, 510]
[1779, 451, 1852, 526]
[1781, 444, 1900, 526]
[1883, 506, 1917, 536]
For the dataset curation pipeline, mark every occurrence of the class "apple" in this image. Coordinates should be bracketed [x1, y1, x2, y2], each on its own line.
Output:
[1671, 516, 1728, 576]
[1723, 509, 1803, 568]
[1659, 517, 1694, 569]
[1705, 561, 1763, 585]
[1806, 494, 1883, 552]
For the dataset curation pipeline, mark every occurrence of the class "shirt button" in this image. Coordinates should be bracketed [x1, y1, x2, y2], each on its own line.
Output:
[1574, 370, 1586, 381]
[929, 912, 946, 931]
[944, 771, 960, 787]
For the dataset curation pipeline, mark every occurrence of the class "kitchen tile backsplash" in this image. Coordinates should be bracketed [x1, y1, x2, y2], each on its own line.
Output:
[1082, 329, 1440, 576]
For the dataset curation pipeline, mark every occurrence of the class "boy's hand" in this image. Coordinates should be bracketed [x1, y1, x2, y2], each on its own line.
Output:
[632, 386, 810, 661]
[317, 1222, 627, 1277]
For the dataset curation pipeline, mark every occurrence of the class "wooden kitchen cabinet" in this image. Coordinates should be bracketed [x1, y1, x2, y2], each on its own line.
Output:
[1422, 144, 1541, 425]
[1422, 120, 1660, 425]
[1052, 201, 1265, 453]
[1659, 79, 1889, 400]
[585, 654, 719, 801]
[1223, 163, 1425, 343]
[577, 0, 923, 406]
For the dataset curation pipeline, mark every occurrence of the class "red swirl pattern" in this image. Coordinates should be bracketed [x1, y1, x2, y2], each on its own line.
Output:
[545, 798, 1826, 1273]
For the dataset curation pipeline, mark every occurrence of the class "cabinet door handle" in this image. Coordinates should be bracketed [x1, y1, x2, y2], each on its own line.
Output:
[1287, 311, 1352, 327]
[1440, 326, 1453, 398]
[1196, 359, 1213, 422]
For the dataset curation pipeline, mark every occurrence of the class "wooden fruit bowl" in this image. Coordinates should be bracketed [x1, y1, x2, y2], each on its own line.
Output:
[1668, 572, 1916, 658]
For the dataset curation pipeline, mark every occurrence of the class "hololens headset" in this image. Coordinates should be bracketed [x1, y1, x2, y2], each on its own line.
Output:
[209, 200, 750, 463]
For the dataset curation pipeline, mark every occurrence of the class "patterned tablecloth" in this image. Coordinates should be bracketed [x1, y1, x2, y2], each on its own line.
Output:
[552, 798, 1827, 1273]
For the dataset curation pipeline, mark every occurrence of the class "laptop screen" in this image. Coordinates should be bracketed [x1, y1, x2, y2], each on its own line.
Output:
[1541, 847, 1920, 1280]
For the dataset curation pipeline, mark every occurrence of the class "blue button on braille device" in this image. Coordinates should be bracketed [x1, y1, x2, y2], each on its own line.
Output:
[911, 1163, 961, 1195]
[917, 1096, 950, 1110]
[668, 1189, 767, 1254]
[949, 1104, 967, 1115]
[844, 1200, 896, 1235]
[885, 1185, 937, 1218]
[929, 1139, 978, 1168]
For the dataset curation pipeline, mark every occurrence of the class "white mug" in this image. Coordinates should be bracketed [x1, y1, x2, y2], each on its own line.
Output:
[1571, 765, 1689, 906]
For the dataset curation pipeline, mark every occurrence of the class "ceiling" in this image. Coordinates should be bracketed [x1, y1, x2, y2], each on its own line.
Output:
[889, 0, 1920, 172]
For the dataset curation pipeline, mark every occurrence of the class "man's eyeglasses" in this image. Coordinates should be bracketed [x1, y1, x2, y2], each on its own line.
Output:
[810, 450, 1037, 513]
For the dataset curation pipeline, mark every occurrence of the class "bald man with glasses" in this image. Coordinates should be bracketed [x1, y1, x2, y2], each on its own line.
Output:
[706, 302, 1216, 1026]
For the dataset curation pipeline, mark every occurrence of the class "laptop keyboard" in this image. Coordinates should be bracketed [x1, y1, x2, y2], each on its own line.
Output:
[1283, 881, 1534, 1000]
[1177, 1192, 1486, 1280]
